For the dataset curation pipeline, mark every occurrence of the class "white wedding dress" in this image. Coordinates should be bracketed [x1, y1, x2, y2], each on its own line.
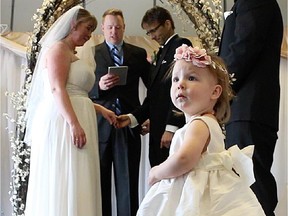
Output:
[25, 59, 102, 216]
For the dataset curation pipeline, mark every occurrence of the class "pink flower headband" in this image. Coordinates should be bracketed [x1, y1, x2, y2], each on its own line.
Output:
[174, 44, 236, 84]
[174, 44, 212, 68]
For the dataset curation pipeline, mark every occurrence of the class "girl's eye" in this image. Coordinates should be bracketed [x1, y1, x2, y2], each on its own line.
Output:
[188, 76, 196, 81]
[172, 77, 179, 82]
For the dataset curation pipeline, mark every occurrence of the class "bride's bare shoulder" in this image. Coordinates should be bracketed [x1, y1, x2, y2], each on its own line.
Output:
[47, 41, 70, 58]
[49, 41, 69, 52]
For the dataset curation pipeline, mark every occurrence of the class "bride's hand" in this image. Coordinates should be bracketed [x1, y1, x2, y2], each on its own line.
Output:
[93, 104, 117, 124]
[101, 107, 117, 125]
[69, 122, 86, 149]
[115, 115, 131, 128]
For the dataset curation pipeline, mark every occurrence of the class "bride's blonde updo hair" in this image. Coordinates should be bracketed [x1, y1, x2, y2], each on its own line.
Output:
[75, 8, 97, 31]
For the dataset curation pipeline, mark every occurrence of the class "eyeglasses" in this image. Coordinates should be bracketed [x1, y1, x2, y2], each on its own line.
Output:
[146, 23, 163, 36]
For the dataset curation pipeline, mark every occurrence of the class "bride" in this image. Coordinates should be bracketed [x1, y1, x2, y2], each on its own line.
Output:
[24, 5, 116, 216]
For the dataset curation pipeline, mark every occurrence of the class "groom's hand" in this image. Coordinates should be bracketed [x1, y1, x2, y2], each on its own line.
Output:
[115, 115, 131, 128]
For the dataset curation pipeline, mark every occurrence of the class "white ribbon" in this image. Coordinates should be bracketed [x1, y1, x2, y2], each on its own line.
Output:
[228, 145, 255, 186]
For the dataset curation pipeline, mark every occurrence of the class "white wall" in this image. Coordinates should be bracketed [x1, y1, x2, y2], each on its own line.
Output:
[1, 0, 287, 35]
[0, 0, 198, 36]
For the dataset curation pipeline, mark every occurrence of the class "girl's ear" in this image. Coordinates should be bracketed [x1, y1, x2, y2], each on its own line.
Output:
[211, 85, 222, 99]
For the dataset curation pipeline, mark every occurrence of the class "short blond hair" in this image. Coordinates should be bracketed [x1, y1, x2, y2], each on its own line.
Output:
[102, 8, 124, 23]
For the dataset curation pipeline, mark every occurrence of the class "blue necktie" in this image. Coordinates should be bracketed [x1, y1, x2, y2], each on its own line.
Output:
[112, 46, 121, 66]
[112, 98, 122, 115]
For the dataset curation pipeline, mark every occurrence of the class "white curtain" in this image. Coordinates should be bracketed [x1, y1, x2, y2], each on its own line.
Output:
[0, 33, 28, 216]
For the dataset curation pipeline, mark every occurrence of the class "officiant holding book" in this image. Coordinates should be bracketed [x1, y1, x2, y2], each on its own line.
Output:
[88, 8, 150, 216]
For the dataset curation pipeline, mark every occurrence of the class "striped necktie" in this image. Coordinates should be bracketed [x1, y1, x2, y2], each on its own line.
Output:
[111, 46, 121, 66]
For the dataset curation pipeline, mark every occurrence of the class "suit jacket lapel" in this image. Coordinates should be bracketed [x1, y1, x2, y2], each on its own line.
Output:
[150, 36, 177, 84]
[98, 42, 114, 65]
[122, 42, 132, 65]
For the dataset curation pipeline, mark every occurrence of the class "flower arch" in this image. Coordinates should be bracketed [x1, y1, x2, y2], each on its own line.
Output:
[5, 0, 223, 215]
[165, 0, 223, 53]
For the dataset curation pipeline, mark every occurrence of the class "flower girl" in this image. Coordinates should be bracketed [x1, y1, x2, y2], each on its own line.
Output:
[137, 44, 265, 216]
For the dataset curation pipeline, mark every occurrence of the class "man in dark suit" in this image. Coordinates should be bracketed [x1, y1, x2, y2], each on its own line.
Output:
[218, 0, 283, 215]
[117, 6, 192, 167]
[88, 8, 150, 216]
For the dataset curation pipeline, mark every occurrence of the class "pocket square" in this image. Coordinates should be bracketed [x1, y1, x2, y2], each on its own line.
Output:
[161, 60, 167, 64]
[224, 11, 233, 20]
